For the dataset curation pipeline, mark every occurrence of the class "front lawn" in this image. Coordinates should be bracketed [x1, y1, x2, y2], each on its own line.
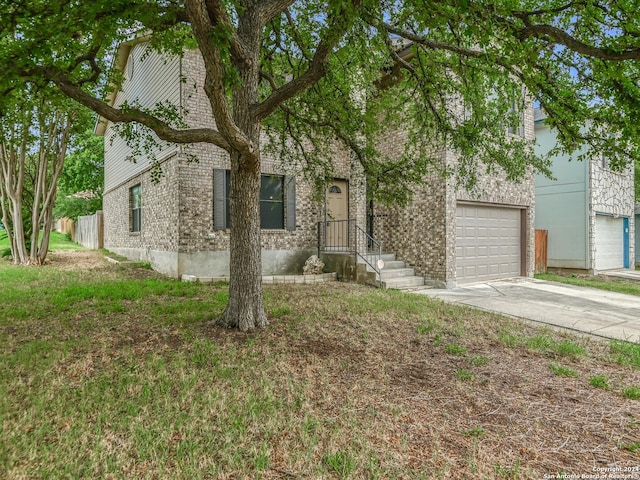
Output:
[1, 251, 638, 479]
[536, 271, 640, 296]
[0, 231, 82, 252]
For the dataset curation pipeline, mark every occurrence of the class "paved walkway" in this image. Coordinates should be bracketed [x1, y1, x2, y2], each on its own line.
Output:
[413, 277, 640, 343]
[603, 268, 640, 281]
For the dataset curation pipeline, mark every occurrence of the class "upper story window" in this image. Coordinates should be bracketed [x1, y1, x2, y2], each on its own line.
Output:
[507, 98, 526, 138]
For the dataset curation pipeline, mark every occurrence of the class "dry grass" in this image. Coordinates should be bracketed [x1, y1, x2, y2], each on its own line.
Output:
[1, 251, 639, 479]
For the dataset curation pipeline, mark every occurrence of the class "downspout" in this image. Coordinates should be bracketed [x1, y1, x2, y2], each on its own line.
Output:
[586, 155, 592, 272]
[179, 53, 184, 158]
[178, 52, 184, 277]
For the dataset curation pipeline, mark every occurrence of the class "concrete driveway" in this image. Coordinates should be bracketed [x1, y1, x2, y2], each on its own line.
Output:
[414, 277, 640, 342]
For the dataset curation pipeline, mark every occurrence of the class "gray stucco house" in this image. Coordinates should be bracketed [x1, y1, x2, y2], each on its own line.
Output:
[534, 110, 635, 272]
[98, 39, 536, 288]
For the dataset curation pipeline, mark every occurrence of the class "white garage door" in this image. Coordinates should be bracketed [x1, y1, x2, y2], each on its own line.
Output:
[456, 204, 522, 284]
[595, 215, 623, 271]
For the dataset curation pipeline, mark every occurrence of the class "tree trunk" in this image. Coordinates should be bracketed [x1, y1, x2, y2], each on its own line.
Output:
[8, 195, 29, 265]
[0, 110, 70, 266]
[213, 12, 269, 331]
[217, 150, 268, 331]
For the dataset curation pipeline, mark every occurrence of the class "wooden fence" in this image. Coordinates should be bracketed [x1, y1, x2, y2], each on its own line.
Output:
[76, 211, 104, 250]
[55, 217, 76, 241]
[534, 229, 548, 274]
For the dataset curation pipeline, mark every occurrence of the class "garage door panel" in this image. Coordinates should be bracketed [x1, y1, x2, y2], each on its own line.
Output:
[456, 204, 522, 284]
[595, 215, 623, 271]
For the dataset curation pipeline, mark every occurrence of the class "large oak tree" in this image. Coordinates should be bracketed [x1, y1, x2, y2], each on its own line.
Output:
[3, 0, 639, 329]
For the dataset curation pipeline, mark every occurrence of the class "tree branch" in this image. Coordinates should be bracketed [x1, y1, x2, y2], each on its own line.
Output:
[252, 0, 363, 121]
[512, 2, 579, 18]
[204, 0, 247, 63]
[518, 23, 640, 60]
[37, 68, 231, 149]
[255, 0, 296, 27]
[374, 20, 487, 60]
[278, 103, 369, 168]
[185, 0, 252, 154]
[72, 43, 103, 85]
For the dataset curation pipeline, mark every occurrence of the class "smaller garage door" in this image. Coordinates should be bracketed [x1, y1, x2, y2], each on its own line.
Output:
[456, 204, 522, 284]
[594, 215, 623, 271]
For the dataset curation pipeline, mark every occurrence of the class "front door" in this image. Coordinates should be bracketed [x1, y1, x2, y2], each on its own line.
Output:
[326, 180, 348, 249]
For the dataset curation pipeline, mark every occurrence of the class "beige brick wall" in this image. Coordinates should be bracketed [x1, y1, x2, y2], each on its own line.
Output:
[373, 102, 536, 287]
[103, 155, 181, 273]
[103, 48, 355, 277]
[103, 46, 537, 284]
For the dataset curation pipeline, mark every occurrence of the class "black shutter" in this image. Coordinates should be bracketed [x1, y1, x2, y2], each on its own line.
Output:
[213, 169, 227, 230]
[285, 175, 296, 231]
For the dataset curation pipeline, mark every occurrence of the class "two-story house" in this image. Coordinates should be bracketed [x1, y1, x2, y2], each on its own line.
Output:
[97, 39, 536, 288]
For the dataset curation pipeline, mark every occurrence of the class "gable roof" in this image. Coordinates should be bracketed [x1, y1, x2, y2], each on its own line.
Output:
[533, 107, 547, 124]
[94, 34, 151, 136]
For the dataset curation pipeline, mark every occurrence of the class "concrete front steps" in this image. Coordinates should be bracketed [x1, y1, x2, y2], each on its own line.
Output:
[358, 253, 425, 289]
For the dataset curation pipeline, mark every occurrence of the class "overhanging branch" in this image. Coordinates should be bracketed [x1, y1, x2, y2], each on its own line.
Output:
[255, 0, 296, 27]
[252, 0, 363, 121]
[185, 0, 252, 154]
[518, 23, 640, 60]
[39, 68, 231, 150]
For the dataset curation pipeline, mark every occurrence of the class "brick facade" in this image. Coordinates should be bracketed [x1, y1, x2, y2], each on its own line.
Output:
[373, 104, 536, 287]
[104, 47, 356, 278]
[104, 44, 536, 284]
[103, 155, 181, 275]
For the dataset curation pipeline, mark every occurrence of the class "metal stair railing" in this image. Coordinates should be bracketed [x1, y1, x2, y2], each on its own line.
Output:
[318, 220, 383, 287]
[354, 224, 383, 286]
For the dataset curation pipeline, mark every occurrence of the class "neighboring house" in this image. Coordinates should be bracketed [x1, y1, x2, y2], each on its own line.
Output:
[534, 110, 635, 272]
[98, 39, 535, 287]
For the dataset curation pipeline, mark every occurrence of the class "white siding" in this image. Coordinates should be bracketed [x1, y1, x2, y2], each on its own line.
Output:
[104, 43, 181, 192]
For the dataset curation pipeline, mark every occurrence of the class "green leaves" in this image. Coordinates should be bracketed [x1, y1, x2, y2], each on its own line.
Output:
[2, 0, 640, 205]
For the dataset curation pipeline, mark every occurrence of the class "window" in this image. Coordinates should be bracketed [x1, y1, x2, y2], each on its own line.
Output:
[130, 184, 141, 232]
[507, 98, 525, 138]
[259, 174, 284, 229]
[213, 169, 295, 231]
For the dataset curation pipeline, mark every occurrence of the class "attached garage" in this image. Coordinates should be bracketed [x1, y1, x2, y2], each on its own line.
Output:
[455, 204, 523, 284]
[594, 215, 623, 271]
